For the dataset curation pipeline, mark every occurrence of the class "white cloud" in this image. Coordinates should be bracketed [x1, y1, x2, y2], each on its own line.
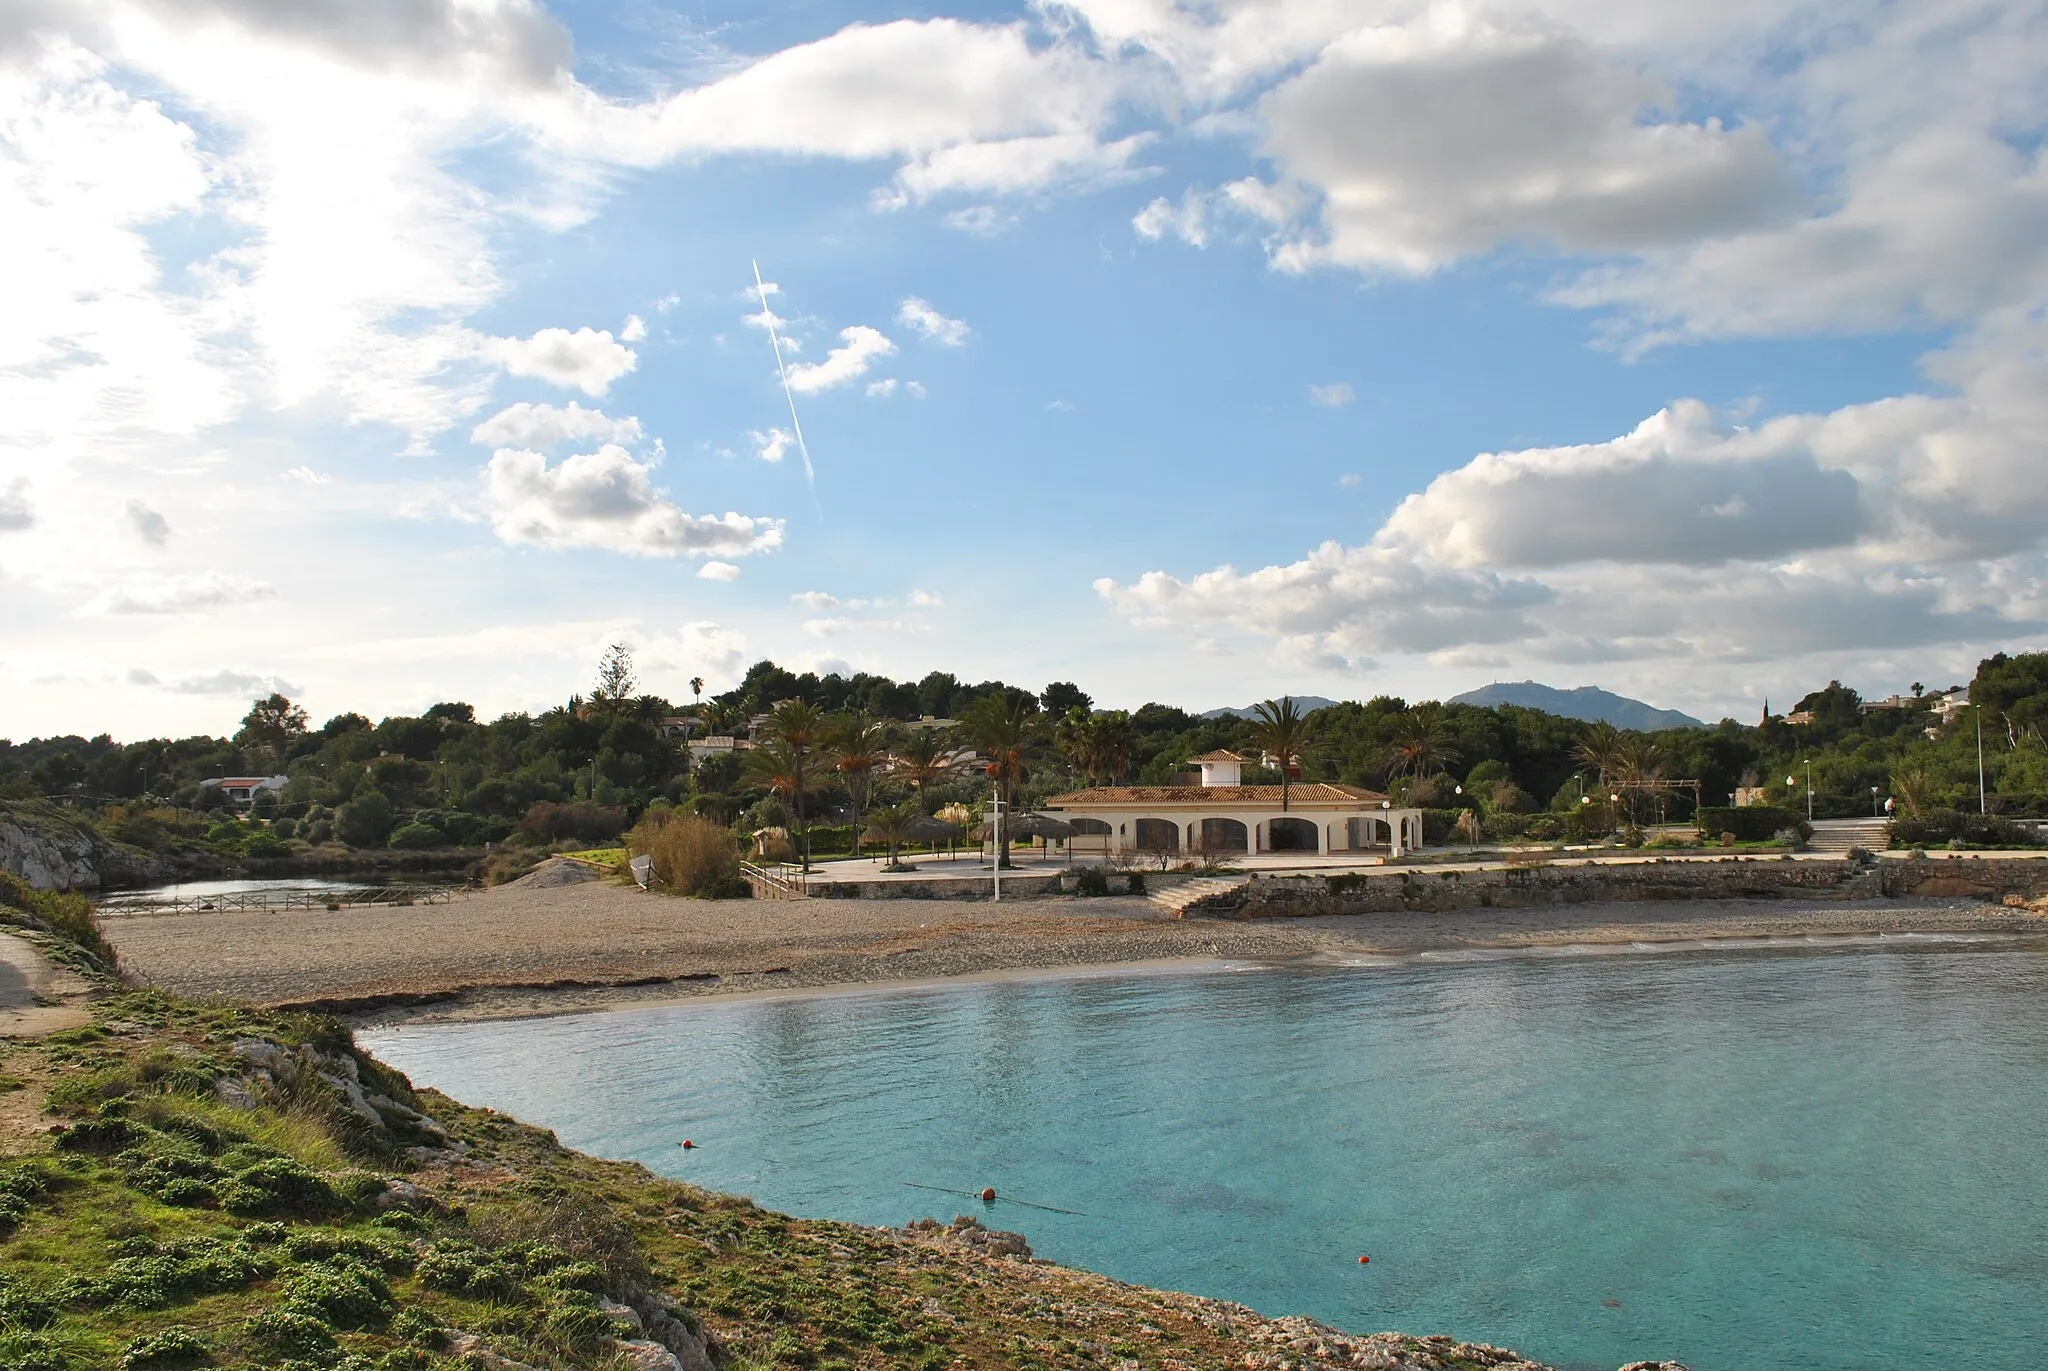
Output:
[481, 445, 783, 559]
[620, 313, 647, 342]
[897, 297, 970, 345]
[905, 380, 927, 399]
[282, 466, 332, 485]
[0, 479, 33, 531]
[1098, 315, 2048, 673]
[1308, 382, 1354, 407]
[1337, 473, 1362, 488]
[803, 616, 917, 637]
[786, 325, 896, 393]
[1134, 189, 1211, 247]
[129, 666, 301, 696]
[865, 378, 898, 398]
[748, 428, 792, 463]
[484, 327, 638, 396]
[638, 621, 748, 682]
[125, 499, 169, 545]
[943, 205, 1017, 235]
[654, 293, 680, 313]
[907, 589, 944, 607]
[83, 572, 276, 616]
[697, 561, 741, 581]
[472, 400, 643, 449]
[879, 132, 1153, 207]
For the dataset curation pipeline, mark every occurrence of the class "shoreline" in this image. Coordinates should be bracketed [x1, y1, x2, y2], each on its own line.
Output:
[99, 876, 2048, 1028]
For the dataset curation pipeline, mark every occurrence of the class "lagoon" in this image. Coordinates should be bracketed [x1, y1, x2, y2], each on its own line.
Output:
[362, 937, 2048, 1371]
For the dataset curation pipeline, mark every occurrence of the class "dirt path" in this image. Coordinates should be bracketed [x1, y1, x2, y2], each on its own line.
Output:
[0, 932, 93, 1037]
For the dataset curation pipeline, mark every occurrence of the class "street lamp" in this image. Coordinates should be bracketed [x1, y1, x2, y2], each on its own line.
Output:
[1804, 758, 1813, 820]
[1871, 785, 1881, 818]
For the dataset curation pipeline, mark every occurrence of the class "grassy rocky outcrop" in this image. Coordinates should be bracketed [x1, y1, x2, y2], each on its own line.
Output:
[0, 911, 1678, 1371]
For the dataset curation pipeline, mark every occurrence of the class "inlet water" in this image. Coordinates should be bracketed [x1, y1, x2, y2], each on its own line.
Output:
[362, 939, 2048, 1371]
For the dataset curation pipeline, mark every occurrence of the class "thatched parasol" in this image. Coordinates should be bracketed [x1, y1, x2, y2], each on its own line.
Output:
[976, 813, 1075, 841]
[903, 814, 962, 841]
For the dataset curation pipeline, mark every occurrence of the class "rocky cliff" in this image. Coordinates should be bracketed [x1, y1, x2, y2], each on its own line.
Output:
[0, 798, 163, 890]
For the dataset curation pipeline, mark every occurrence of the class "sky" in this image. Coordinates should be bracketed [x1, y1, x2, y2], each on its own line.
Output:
[3, 0, 2046, 739]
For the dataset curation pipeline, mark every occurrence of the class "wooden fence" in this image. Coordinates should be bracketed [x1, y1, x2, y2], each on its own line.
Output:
[98, 885, 460, 917]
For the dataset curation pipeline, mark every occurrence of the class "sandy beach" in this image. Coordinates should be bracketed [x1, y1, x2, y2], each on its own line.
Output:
[99, 872, 2048, 1026]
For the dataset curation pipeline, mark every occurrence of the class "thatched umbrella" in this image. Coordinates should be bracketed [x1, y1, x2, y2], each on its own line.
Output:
[904, 814, 961, 843]
[1005, 814, 1075, 840]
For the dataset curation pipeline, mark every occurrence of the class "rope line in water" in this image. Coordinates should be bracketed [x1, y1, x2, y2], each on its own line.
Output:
[902, 1181, 1083, 1216]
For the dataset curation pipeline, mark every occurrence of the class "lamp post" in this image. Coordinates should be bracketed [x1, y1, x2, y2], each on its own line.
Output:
[1805, 758, 1813, 820]
[988, 786, 1005, 902]
[1871, 785, 1880, 818]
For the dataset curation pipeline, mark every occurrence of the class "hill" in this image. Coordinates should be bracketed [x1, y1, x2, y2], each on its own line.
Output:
[1448, 682, 1705, 731]
[1199, 695, 1340, 720]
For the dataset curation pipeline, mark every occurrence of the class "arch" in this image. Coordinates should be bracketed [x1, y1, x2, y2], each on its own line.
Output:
[1197, 817, 1248, 852]
[1067, 817, 1111, 835]
[1268, 816, 1318, 851]
[1134, 817, 1180, 853]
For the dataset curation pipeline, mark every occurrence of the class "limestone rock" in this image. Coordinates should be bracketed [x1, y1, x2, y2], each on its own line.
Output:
[614, 1340, 685, 1371]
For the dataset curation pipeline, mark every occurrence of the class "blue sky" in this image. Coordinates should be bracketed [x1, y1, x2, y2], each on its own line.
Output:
[3, 0, 2044, 737]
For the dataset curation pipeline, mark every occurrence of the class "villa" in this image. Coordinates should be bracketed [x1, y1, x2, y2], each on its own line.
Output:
[199, 775, 288, 805]
[1045, 750, 1426, 858]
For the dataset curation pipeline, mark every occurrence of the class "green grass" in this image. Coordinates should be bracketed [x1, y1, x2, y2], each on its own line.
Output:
[557, 849, 626, 870]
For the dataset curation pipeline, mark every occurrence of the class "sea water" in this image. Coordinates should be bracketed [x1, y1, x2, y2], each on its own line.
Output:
[361, 938, 2048, 1371]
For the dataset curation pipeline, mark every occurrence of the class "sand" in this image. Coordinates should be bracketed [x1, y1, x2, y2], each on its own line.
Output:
[98, 873, 2048, 1027]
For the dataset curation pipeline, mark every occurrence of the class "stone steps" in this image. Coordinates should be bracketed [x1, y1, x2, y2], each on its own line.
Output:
[1147, 875, 1248, 916]
[1805, 820, 1890, 852]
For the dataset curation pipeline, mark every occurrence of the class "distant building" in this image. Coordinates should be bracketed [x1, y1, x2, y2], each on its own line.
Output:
[1784, 710, 1818, 725]
[200, 776, 288, 805]
[659, 715, 702, 738]
[686, 736, 751, 762]
[1046, 750, 1425, 858]
[1733, 786, 1771, 808]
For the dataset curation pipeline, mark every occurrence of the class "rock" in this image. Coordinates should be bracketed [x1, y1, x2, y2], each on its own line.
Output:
[212, 1077, 258, 1111]
[629, 1298, 718, 1371]
[1617, 1364, 1690, 1371]
[375, 1179, 424, 1210]
[445, 1333, 541, 1370]
[601, 1297, 644, 1334]
[904, 1214, 1033, 1259]
[614, 1340, 685, 1371]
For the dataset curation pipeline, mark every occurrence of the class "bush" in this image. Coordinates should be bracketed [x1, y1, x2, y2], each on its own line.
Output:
[270, 817, 297, 840]
[1074, 867, 1110, 897]
[120, 1327, 208, 1370]
[280, 1257, 394, 1329]
[217, 1157, 342, 1218]
[1125, 872, 1146, 895]
[1888, 809, 2039, 848]
[335, 790, 396, 848]
[243, 1309, 335, 1361]
[0, 871, 116, 970]
[385, 823, 445, 850]
[240, 831, 290, 859]
[626, 812, 740, 896]
[1697, 806, 1811, 843]
[1523, 816, 1562, 842]
[698, 872, 753, 900]
[303, 819, 333, 845]
[519, 802, 625, 846]
[1773, 827, 1809, 852]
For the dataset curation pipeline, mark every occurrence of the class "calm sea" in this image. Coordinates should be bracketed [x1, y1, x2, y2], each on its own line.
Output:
[361, 937, 2048, 1371]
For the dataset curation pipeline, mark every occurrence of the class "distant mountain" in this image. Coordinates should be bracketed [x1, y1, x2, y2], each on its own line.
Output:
[1200, 695, 1340, 721]
[1448, 682, 1704, 731]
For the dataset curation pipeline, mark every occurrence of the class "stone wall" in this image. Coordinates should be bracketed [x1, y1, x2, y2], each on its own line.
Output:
[1186, 855, 2048, 919]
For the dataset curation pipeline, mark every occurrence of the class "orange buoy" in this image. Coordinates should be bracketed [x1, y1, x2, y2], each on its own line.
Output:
[1358, 1255, 1370, 1264]
[681, 1140, 695, 1149]
[980, 1187, 997, 1202]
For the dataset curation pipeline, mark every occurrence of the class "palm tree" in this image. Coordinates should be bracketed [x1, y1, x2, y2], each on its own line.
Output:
[864, 801, 919, 870]
[828, 711, 888, 856]
[1573, 722, 1626, 792]
[756, 698, 826, 869]
[960, 694, 1036, 865]
[892, 728, 956, 813]
[690, 676, 705, 705]
[1381, 704, 1461, 786]
[743, 738, 803, 841]
[1890, 763, 1935, 820]
[1250, 697, 1318, 811]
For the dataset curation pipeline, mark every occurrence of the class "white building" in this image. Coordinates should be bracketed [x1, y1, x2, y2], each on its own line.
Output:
[1046, 750, 1426, 858]
[200, 775, 288, 805]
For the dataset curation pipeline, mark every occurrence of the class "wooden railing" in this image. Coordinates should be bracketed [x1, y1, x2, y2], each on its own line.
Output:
[738, 862, 808, 899]
[98, 885, 460, 917]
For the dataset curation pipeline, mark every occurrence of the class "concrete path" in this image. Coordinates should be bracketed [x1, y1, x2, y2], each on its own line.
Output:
[0, 932, 93, 1037]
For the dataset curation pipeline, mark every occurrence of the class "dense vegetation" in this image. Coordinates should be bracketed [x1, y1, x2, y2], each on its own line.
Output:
[6, 649, 2048, 867]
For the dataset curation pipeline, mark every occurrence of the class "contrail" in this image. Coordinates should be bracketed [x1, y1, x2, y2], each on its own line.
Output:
[752, 259, 820, 515]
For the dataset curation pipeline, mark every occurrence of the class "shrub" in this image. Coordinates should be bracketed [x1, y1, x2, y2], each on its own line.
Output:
[385, 823, 445, 850]
[1074, 867, 1110, 897]
[519, 801, 625, 846]
[243, 1309, 336, 1361]
[280, 1257, 395, 1329]
[1697, 806, 1811, 843]
[120, 1327, 208, 1370]
[698, 872, 753, 900]
[335, 790, 396, 848]
[240, 832, 290, 859]
[0, 870, 117, 970]
[627, 812, 741, 896]
[1773, 827, 1810, 852]
[1125, 872, 1146, 895]
[270, 817, 297, 840]
[303, 819, 334, 845]
[1523, 816, 1562, 842]
[1888, 810, 2038, 849]
[217, 1157, 342, 1219]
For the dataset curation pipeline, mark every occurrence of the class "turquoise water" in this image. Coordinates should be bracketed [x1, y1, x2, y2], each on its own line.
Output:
[361, 938, 2048, 1371]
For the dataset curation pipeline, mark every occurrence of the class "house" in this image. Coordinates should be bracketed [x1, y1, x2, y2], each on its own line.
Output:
[1045, 751, 1426, 858]
[686, 736, 752, 762]
[659, 715, 702, 738]
[200, 776, 288, 805]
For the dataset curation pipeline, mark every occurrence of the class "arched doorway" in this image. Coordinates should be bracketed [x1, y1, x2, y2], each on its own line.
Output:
[1134, 818, 1180, 853]
[1268, 816, 1318, 851]
[1198, 817, 1248, 852]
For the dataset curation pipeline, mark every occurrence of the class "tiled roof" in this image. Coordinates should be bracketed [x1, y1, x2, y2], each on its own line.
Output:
[1045, 783, 1388, 806]
[1187, 749, 1248, 763]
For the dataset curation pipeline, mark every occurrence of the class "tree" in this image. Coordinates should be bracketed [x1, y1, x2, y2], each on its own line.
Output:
[828, 711, 889, 855]
[591, 643, 637, 714]
[1381, 704, 1461, 788]
[891, 728, 956, 813]
[236, 693, 308, 770]
[335, 788, 395, 848]
[1041, 681, 1092, 717]
[960, 693, 1037, 865]
[1060, 709, 1134, 786]
[755, 698, 826, 868]
[690, 676, 705, 705]
[1250, 697, 1319, 811]
[864, 801, 919, 870]
[1573, 722, 1626, 792]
